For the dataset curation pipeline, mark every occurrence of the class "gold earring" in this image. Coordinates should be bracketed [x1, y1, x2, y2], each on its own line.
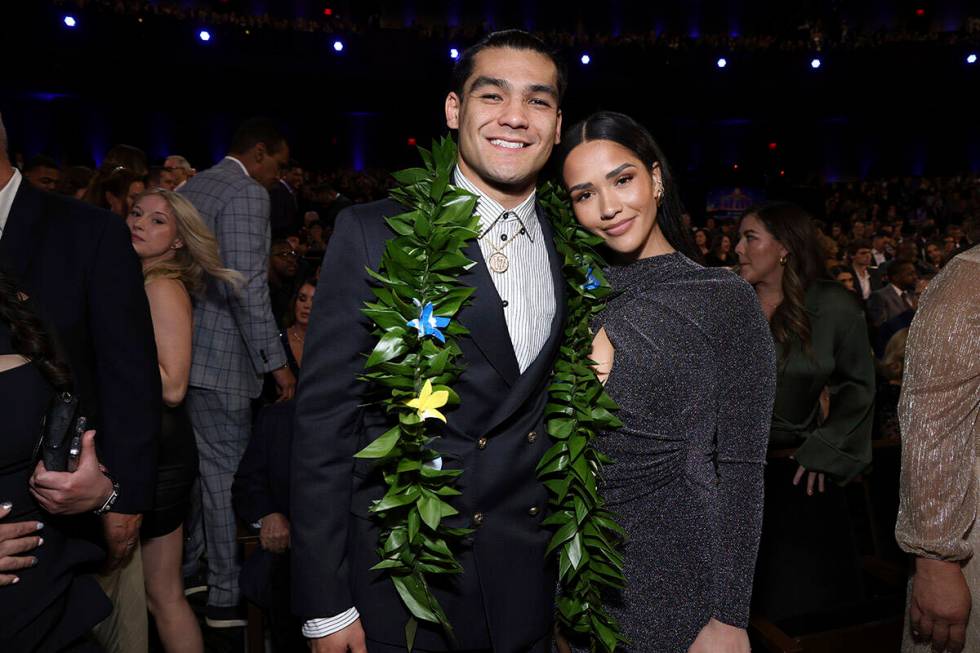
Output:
[779, 254, 789, 266]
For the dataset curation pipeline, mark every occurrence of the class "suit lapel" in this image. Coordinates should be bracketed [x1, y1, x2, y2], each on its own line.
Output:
[482, 203, 567, 431]
[0, 182, 46, 287]
[458, 237, 521, 386]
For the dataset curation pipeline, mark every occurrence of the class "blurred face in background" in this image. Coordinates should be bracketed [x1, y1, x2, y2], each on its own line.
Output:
[25, 166, 60, 192]
[735, 213, 788, 287]
[294, 282, 316, 328]
[835, 269, 855, 292]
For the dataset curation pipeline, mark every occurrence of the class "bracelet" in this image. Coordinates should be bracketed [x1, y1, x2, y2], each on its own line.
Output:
[94, 471, 120, 516]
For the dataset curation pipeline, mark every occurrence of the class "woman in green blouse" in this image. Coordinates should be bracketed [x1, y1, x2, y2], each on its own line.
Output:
[735, 202, 875, 624]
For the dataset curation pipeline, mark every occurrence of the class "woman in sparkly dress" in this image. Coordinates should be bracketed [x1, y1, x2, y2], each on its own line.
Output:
[558, 111, 776, 653]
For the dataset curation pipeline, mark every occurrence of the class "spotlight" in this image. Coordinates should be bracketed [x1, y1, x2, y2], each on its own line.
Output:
[580, 53, 591, 65]
[915, 8, 926, 16]
[198, 30, 211, 42]
[768, 142, 778, 151]
[407, 137, 417, 146]
[810, 57, 822, 69]
[63, 15, 77, 28]
[333, 40, 344, 52]
[716, 57, 727, 68]
[968, 53, 977, 64]
[323, 7, 333, 16]
[733, 163, 739, 170]
[450, 47, 459, 60]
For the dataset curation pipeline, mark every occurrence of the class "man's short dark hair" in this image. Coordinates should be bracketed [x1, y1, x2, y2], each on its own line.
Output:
[450, 29, 566, 104]
[847, 239, 873, 255]
[24, 154, 60, 173]
[229, 117, 286, 156]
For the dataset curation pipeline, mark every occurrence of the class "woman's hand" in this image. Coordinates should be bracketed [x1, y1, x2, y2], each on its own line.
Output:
[0, 502, 44, 586]
[688, 618, 749, 653]
[792, 464, 826, 496]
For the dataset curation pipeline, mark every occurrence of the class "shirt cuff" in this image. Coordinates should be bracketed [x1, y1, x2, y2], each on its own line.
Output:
[303, 608, 359, 638]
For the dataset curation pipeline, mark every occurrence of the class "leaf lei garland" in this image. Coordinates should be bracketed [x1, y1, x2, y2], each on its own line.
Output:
[536, 184, 628, 652]
[355, 138, 626, 652]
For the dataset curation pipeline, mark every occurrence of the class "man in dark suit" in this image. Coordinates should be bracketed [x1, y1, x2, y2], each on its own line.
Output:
[268, 159, 303, 239]
[868, 260, 919, 328]
[291, 30, 567, 652]
[0, 114, 160, 576]
[846, 239, 883, 301]
[0, 113, 160, 536]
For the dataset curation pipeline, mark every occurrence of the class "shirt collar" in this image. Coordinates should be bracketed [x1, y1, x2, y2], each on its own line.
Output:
[224, 156, 250, 178]
[453, 166, 539, 242]
[0, 168, 23, 239]
[889, 283, 905, 297]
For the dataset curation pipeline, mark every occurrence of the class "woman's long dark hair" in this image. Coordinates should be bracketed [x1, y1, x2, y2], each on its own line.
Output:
[742, 202, 828, 359]
[0, 271, 72, 391]
[557, 111, 699, 261]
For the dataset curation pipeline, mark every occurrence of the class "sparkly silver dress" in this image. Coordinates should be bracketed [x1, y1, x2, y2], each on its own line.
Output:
[592, 252, 776, 652]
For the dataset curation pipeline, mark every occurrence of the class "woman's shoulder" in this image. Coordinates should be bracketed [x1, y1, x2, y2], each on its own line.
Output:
[145, 275, 192, 307]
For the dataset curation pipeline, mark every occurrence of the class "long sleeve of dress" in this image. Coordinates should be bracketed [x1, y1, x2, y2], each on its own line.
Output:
[895, 251, 980, 561]
[794, 303, 876, 483]
[710, 282, 778, 627]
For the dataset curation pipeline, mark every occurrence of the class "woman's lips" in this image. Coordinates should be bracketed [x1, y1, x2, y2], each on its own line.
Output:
[604, 217, 635, 237]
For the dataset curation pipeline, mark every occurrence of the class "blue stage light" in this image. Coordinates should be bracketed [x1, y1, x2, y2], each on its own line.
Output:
[198, 30, 211, 42]
[333, 40, 344, 52]
[968, 53, 977, 64]
[580, 53, 591, 65]
[717, 57, 727, 68]
[450, 47, 459, 60]
[810, 57, 822, 69]
[64, 15, 77, 28]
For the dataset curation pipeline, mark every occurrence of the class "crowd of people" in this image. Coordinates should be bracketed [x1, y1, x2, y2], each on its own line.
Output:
[1, 26, 979, 653]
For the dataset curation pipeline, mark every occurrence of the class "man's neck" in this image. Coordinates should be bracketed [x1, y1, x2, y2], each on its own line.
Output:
[455, 161, 535, 211]
[0, 161, 14, 191]
[853, 261, 869, 274]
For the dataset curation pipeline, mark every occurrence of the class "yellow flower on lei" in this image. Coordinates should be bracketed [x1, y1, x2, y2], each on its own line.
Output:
[406, 379, 449, 423]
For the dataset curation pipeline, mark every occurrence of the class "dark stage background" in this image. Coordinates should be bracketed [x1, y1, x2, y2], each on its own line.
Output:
[2, 0, 979, 211]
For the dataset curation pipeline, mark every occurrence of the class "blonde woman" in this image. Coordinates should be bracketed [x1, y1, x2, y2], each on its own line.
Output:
[126, 188, 241, 653]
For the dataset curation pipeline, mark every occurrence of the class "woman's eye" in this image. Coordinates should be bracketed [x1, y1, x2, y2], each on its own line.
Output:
[615, 176, 633, 186]
[573, 192, 592, 203]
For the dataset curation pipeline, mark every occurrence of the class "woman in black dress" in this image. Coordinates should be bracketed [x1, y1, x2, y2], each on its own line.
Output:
[126, 189, 240, 652]
[559, 112, 776, 652]
[0, 271, 113, 651]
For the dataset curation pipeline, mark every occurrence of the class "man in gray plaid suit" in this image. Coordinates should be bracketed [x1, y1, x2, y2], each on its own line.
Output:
[179, 117, 296, 628]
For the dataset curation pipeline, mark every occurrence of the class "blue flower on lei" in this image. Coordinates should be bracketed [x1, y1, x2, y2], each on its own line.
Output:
[407, 301, 451, 343]
[582, 266, 601, 291]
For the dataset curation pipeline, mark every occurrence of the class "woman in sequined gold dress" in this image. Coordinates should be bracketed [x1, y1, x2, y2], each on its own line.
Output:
[895, 242, 980, 653]
[559, 112, 777, 653]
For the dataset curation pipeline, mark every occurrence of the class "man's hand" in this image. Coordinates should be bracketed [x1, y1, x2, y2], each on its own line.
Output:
[0, 503, 44, 586]
[309, 618, 367, 652]
[259, 512, 290, 553]
[29, 430, 114, 514]
[909, 557, 971, 653]
[102, 512, 143, 571]
[272, 366, 297, 403]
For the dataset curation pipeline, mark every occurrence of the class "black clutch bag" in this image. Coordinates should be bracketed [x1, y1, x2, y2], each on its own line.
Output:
[36, 391, 86, 472]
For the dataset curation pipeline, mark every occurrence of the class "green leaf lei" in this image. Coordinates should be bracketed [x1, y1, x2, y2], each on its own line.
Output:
[355, 138, 626, 652]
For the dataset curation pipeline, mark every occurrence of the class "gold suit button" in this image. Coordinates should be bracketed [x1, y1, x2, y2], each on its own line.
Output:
[473, 512, 485, 526]
[528, 506, 540, 517]
[477, 437, 488, 450]
[527, 431, 538, 443]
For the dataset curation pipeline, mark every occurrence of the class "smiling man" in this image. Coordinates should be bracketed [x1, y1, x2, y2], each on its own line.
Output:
[291, 30, 567, 653]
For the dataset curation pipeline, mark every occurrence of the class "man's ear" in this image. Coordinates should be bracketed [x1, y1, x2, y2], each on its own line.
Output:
[445, 92, 461, 130]
[254, 142, 268, 162]
[554, 109, 562, 145]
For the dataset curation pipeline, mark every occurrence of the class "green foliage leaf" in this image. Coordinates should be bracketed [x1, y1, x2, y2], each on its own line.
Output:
[355, 426, 401, 459]
[366, 328, 408, 368]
